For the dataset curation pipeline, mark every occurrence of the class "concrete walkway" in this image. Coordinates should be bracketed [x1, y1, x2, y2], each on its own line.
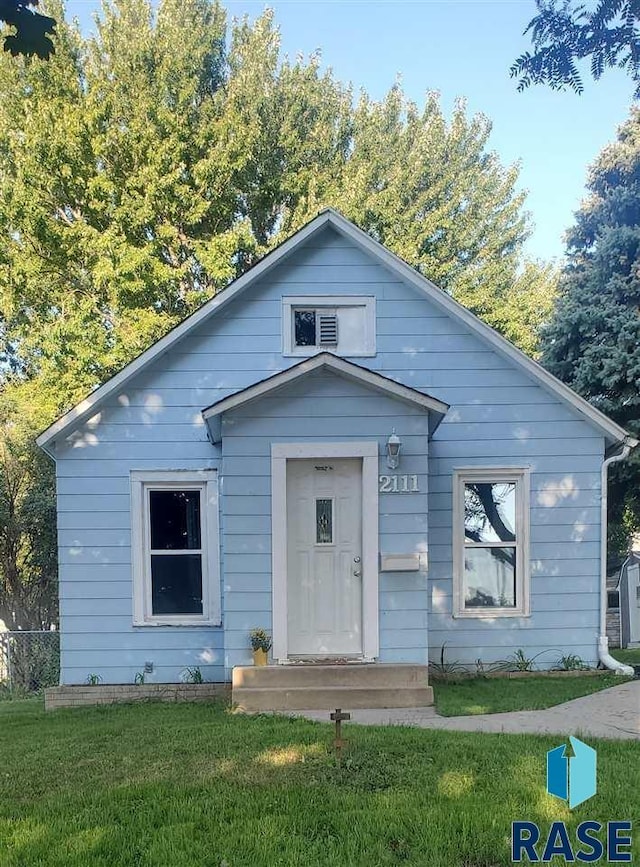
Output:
[291, 679, 640, 740]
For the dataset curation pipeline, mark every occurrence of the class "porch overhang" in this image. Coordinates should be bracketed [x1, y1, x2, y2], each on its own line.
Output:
[201, 353, 449, 443]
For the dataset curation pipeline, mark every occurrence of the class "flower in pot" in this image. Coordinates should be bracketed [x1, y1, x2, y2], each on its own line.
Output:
[249, 628, 272, 666]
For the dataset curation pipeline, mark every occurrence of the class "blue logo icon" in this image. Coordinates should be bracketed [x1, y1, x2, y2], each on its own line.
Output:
[547, 736, 597, 809]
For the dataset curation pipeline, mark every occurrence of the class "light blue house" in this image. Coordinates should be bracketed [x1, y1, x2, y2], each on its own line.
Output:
[38, 210, 637, 708]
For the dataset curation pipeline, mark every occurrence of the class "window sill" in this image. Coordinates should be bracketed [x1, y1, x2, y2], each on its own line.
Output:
[133, 619, 222, 628]
[452, 609, 530, 620]
[283, 347, 376, 358]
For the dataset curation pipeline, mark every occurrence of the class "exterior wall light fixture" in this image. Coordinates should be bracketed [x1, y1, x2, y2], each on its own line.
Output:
[386, 429, 402, 469]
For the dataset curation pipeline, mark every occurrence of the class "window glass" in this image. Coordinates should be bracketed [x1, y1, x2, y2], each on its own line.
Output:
[294, 310, 316, 346]
[133, 473, 218, 626]
[151, 554, 203, 615]
[464, 482, 516, 543]
[464, 547, 516, 608]
[149, 490, 201, 550]
[316, 498, 333, 544]
[458, 473, 525, 614]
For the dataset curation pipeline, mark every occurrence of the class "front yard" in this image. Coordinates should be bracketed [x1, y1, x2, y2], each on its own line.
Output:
[433, 672, 626, 716]
[613, 647, 640, 666]
[0, 697, 638, 866]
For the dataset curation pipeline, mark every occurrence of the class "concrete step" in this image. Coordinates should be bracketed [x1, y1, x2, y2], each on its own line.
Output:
[232, 663, 429, 690]
[232, 684, 434, 712]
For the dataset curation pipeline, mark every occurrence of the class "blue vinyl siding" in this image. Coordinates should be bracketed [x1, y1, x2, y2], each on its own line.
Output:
[52, 224, 605, 681]
[221, 369, 431, 669]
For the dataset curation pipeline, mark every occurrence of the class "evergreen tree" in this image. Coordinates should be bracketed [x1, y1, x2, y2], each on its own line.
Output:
[543, 107, 640, 557]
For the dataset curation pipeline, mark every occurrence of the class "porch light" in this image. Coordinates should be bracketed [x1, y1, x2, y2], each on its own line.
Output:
[386, 430, 402, 469]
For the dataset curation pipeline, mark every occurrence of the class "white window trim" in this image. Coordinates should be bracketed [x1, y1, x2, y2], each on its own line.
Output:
[452, 466, 530, 619]
[131, 470, 220, 627]
[282, 295, 376, 357]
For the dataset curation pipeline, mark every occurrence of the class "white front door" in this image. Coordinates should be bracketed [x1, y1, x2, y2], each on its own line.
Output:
[286, 458, 363, 656]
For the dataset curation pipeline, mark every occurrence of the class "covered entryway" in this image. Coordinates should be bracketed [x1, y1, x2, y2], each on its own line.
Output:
[286, 457, 363, 657]
[203, 352, 448, 708]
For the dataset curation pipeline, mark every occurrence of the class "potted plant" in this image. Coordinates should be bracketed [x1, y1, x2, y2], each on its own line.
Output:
[249, 628, 272, 666]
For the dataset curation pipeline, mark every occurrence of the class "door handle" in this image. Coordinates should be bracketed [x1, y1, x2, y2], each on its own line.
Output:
[353, 570, 362, 577]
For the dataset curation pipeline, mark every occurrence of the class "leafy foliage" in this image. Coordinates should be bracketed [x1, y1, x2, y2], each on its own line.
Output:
[249, 628, 272, 653]
[182, 666, 204, 684]
[555, 653, 589, 671]
[0, 0, 55, 59]
[428, 643, 470, 682]
[542, 106, 640, 557]
[509, 648, 538, 671]
[0, 0, 554, 407]
[0, 387, 57, 630]
[0, 0, 556, 627]
[512, 0, 640, 96]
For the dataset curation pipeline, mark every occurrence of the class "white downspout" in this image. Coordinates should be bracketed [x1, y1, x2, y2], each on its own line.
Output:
[599, 442, 635, 675]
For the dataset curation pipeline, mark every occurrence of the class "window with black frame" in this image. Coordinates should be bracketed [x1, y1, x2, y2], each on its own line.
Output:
[147, 489, 204, 617]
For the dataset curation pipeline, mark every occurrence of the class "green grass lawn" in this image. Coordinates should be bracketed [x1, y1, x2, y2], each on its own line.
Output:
[613, 647, 640, 666]
[0, 698, 639, 866]
[433, 673, 629, 716]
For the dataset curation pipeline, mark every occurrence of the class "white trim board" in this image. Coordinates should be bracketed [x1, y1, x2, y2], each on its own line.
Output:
[202, 352, 449, 442]
[37, 208, 636, 452]
[281, 295, 376, 357]
[452, 466, 530, 619]
[271, 441, 379, 663]
[130, 469, 220, 627]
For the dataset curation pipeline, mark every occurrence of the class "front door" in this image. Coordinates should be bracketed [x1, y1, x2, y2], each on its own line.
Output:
[286, 458, 363, 657]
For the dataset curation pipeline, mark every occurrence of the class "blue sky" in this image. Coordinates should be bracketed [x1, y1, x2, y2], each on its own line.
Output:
[67, 0, 636, 262]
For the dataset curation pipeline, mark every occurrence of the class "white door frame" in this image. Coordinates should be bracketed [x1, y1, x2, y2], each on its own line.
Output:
[271, 441, 379, 663]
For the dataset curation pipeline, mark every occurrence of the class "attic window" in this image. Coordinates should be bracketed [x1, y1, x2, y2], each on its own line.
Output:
[294, 310, 316, 346]
[284, 296, 375, 357]
[293, 310, 339, 347]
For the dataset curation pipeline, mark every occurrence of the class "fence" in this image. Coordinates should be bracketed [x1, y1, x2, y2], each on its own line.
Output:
[0, 631, 60, 693]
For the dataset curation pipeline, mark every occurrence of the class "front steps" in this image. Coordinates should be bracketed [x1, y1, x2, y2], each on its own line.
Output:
[232, 663, 433, 712]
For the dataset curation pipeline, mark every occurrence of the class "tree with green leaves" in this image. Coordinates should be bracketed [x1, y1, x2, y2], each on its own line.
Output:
[542, 107, 640, 558]
[0, 0, 556, 628]
[0, 400, 57, 630]
[512, 0, 640, 97]
[0, 0, 55, 58]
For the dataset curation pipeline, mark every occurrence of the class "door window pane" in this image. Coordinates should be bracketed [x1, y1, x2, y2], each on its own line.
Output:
[150, 490, 201, 550]
[316, 498, 333, 544]
[151, 554, 203, 615]
[464, 482, 516, 543]
[464, 547, 516, 608]
[294, 310, 316, 346]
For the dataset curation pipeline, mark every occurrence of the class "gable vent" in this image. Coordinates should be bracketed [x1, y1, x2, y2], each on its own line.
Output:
[318, 313, 338, 346]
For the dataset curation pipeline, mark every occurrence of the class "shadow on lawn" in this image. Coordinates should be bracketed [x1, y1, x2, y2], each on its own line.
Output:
[1, 701, 637, 866]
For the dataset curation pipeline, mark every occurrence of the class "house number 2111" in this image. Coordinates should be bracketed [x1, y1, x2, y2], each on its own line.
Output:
[379, 474, 419, 493]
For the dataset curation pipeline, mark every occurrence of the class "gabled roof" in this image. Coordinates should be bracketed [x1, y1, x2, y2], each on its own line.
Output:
[202, 353, 450, 442]
[37, 208, 637, 452]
